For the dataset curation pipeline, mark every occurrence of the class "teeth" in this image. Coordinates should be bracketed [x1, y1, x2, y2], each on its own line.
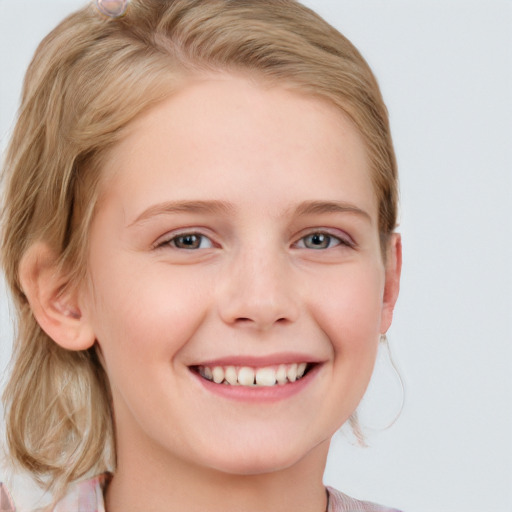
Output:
[238, 367, 255, 386]
[224, 366, 238, 385]
[198, 363, 310, 387]
[212, 366, 224, 384]
[287, 363, 298, 382]
[297, 362, 307, 378]
[255, 367, 277, 386]
[276, 364, 287, 384]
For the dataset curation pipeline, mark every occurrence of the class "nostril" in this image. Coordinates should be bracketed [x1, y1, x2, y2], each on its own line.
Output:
[234, 316, 289, 328]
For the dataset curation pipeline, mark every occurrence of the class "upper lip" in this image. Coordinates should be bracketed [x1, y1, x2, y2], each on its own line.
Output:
[190, 353, 323, 368]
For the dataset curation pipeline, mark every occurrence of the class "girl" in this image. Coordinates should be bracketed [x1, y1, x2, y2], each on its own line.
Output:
[0, 0, 402, 510]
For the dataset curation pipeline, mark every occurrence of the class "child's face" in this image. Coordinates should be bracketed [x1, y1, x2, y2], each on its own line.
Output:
[81, 74, 400, 475]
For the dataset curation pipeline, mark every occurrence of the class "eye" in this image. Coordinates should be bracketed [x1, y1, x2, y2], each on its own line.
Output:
[296, 232, 349, 250]
[160, 233, 214, 250]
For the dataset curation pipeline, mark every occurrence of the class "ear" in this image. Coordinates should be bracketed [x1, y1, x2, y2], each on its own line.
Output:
[380, 233, 402, 333]
[19, 242, 95, 351]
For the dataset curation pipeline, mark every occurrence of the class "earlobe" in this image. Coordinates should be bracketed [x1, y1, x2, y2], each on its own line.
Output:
[380, 233, 402, 333]
[18, 242, 95, 351]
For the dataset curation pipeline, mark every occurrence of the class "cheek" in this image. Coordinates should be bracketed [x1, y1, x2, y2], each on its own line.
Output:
[86, 256, 212, 365]
[309, 264, 385, 417]
[308, 261, 385, 354]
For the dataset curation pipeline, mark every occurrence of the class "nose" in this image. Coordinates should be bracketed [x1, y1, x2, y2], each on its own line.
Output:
[217, 246, 300, 331]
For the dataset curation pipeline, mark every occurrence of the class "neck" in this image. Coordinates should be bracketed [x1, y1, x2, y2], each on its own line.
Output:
[106, 435, 330, 512]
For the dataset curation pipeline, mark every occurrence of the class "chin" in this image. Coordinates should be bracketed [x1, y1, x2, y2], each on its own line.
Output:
[199, 437, 320, 477]
[210, 456, 299, 476]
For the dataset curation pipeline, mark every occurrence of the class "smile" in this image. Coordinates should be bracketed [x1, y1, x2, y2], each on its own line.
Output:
[193, 363, 311, 387]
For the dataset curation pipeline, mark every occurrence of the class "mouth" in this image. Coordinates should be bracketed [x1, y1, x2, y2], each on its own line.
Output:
[190, 362, 314, 387]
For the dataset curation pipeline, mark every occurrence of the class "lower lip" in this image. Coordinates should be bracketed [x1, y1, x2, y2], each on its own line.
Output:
[190, 364, 322, 403]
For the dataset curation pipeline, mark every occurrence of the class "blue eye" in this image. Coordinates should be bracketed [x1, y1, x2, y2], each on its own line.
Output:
[168, 233, 213, 250]
[297, 233, 344, 250]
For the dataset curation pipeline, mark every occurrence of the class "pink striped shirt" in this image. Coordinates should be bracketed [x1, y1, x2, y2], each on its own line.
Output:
[0, 476, 402, 511]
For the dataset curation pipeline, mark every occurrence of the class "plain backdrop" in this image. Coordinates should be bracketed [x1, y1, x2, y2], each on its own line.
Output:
[1, 1, 511, 511]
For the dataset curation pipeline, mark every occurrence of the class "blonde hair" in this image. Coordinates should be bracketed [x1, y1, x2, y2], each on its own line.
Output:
[1, 0, 397, 498]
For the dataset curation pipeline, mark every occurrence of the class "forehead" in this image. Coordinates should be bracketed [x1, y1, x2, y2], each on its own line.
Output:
[97, 74, 376, 221]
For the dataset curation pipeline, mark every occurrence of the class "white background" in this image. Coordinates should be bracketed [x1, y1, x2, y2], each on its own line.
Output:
[1, 1, 511, 511]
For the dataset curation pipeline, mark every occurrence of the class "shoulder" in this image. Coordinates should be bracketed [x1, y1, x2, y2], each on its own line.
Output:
[0, 482, 16, 512]
[327, 486, 403, 512]
[52, 473, 110, 512]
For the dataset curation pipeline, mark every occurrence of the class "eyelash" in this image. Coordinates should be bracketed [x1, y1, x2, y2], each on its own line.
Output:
[294, 231, 353, 250]
[155, 230, 354, 251]
[156, 232, 214, 250]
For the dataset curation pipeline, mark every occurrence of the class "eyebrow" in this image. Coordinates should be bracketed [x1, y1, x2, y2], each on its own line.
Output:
[128, 199, 372, 227]
[128, 200, 235, 227]
[291, 200, 372, 222]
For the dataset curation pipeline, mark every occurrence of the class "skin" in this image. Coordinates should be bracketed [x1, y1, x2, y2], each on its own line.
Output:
[21, 74, 401, 512]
